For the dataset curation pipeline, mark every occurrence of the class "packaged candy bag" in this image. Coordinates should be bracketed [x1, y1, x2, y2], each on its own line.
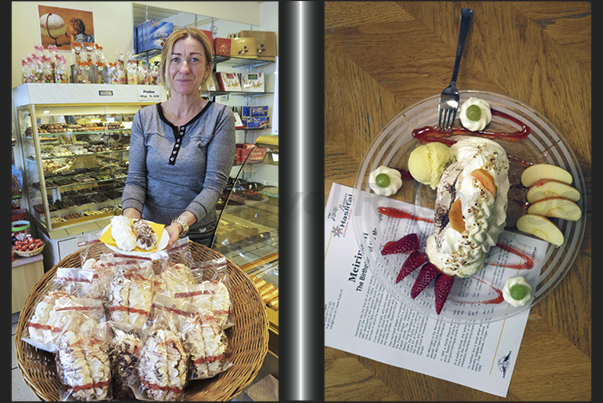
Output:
[126, 51, 138, 85]
[95, 61, 106, 84]
[22, 57, 34, 83]
[54, 54, 68, 83]
[150, 62, 159, 85]
[114, 50, 126, 84]
[137, 62, 149, 85]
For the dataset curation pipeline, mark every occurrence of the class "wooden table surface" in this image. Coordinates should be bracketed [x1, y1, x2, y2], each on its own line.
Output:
[324, 2, 591, 400]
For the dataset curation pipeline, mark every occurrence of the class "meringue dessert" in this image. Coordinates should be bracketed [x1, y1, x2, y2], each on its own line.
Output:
[133, 218, 159, 250]
[426, 137, 510, 278]
[459, 97, 493, 131]
[369, 166, 403, 196]
[111, 216, 137, 252]
[502, 276, 533, 307]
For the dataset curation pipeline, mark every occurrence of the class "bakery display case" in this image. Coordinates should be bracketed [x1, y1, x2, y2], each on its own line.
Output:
[13, 83, 167, 267]
[213, 134, 278, 350]
[213, 135, 278, 267]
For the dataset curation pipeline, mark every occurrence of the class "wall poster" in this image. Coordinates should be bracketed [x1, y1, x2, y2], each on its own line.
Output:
[38, 5, 95, 48]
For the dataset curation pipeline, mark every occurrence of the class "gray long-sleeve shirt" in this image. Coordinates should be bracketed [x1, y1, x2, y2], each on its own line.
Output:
[122, 101, 235, 230]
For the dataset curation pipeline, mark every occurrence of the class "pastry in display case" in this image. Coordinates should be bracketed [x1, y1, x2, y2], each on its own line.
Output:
[13, 83, 167, 267]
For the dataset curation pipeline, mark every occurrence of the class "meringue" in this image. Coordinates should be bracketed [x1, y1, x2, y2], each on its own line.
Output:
[369, 166, 403, 196]
[111, 215, 137, 252]
[459, 97, 492, 131]
[502, 276, 533, 307]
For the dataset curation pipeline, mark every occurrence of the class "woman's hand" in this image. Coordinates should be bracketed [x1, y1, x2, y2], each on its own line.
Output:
[165, 211, 197, 249]
[165, 223, 181, 249]
[123, 208, 142, 220]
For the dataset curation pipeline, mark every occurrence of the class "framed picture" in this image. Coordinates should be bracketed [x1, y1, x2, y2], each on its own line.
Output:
[38, 5, 94, 48]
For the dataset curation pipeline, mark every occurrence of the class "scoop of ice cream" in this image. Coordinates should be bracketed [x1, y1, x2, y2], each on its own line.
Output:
[459, 97, 492, 131]
[111, 216, 137, 251]
[407, 142, 454, 189]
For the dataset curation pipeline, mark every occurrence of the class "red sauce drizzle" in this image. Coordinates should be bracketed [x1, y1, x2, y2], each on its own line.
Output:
[411, 108, 534, 167]
[488, 242, 534, 270]
[377, 206, 434, 223]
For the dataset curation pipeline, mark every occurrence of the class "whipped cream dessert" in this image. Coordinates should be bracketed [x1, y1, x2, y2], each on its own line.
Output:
[459, 97, 492, 131]
[426, 137, 510, 277]
[111, 216, 137, 252]
[133, 218, 158, 250]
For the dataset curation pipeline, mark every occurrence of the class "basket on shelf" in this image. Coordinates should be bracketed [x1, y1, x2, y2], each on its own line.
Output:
[15, 241, 270, 401]
[13, 243, 45, 258]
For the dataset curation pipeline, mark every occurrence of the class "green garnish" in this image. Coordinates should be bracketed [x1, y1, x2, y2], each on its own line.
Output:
[466, 104, 482, 122]
[509, 284, 528, 300]
[375, 173, 391, 188]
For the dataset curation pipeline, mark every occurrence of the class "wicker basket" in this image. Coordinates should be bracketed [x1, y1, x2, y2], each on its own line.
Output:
[15, 241, 270, 401]
[13, 243, 45, 258]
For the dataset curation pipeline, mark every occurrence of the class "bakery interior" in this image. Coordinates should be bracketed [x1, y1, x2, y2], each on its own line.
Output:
[11, 1, 278, 400]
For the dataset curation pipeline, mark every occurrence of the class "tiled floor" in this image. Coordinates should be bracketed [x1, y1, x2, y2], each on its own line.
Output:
[12, 312, 39, 401]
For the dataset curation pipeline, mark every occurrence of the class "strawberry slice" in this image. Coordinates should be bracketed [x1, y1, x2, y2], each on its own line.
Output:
[410, 263, 440, 299]
[434, 273, 455, 315]
[381, 233, 420, 255]
[395, 250, 426, 283]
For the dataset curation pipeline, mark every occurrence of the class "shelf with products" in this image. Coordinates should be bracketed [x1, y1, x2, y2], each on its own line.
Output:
[13, 83, 167, 268]
[211, 54, 277, 146]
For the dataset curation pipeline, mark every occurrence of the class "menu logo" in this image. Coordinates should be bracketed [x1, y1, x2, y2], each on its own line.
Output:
[328, 192, 353, 238]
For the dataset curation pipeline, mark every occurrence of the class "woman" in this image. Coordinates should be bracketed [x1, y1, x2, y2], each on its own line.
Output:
[122, 28, 235, 248]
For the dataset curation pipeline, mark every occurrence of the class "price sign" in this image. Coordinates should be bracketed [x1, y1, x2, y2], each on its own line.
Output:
[139, 88, 161, 101]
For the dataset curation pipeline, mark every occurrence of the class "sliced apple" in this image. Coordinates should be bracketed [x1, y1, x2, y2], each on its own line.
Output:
[527, 197, 582, 221]
[448, 198, 466, 232]
[471, 169, 498, 199]
[521, 163, 573, 187]
[516, 214, 564, 247]
[527, 179, 581, 203]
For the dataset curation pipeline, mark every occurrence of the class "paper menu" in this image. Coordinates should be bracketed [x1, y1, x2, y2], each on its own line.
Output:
[324, 183, 539, 397]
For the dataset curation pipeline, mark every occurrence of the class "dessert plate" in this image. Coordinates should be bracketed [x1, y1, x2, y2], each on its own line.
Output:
[353, 90, 587, 324]
[101, 224, 169, 256]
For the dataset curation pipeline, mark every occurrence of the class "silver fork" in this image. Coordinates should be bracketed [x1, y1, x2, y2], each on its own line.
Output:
[437, 8, 473, 132]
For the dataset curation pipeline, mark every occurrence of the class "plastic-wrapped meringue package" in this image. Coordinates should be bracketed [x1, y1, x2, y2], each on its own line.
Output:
[53, 297, 112, 401]
[134, 295, 190, 401]
[107, 255, 155, 332]
[108, 325, 142, 401]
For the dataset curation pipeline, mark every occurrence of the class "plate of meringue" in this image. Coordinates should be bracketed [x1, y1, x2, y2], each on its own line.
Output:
[100, 216, 168, 255]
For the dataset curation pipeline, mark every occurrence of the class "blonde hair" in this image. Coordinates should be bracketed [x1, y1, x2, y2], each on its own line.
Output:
[160, 28, 213, 93]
